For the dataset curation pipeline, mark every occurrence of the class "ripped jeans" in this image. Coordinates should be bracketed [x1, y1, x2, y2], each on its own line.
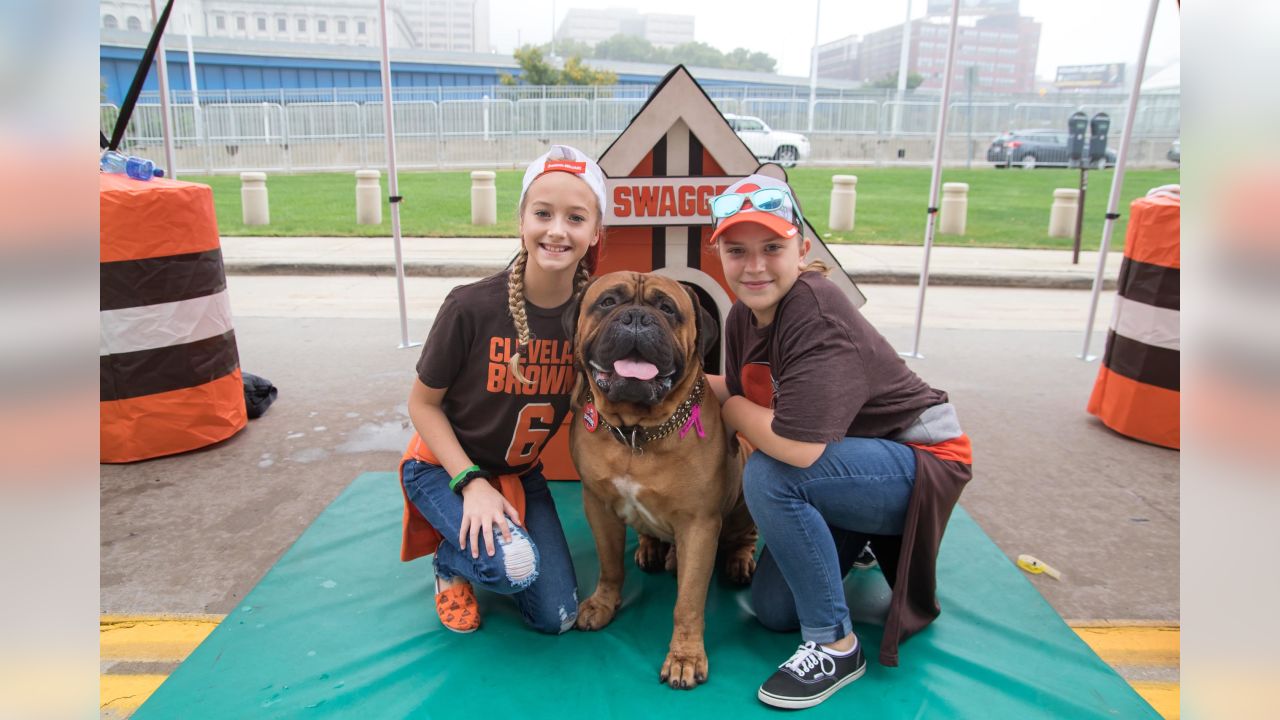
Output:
[403, 460, 579, 634]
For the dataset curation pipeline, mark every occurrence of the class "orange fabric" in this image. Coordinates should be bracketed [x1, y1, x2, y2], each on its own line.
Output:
[908, 434, 973, 465]
[100, 369, 247, 463]
[1088, 366, 1180, 449]
[1123, 194, 1181, 269]
[399, 433, 528, 562]
[539, 417, 580, 481]
[99, 174, 222, 262]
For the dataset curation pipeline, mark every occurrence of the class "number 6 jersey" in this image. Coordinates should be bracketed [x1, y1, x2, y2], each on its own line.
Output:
[409, 271, 577, 476]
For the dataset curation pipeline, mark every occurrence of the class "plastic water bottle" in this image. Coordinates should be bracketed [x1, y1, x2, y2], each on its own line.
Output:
[100, 150, 156, 181]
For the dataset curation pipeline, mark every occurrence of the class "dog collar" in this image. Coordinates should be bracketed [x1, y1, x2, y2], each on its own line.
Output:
[582, 377, 706, 453]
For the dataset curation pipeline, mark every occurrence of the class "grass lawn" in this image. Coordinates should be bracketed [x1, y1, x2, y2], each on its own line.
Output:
[181, 166, 1179, 250]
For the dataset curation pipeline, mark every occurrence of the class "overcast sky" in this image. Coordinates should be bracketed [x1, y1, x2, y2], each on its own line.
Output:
[488, 0, 1181, 81]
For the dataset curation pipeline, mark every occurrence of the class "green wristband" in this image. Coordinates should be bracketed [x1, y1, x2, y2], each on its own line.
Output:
[449, 464, 482, 493]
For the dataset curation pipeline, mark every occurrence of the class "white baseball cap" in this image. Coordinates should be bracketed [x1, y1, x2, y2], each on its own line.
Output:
[519, 144, 608, 217]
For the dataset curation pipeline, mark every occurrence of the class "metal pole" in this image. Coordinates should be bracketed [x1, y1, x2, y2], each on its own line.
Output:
[965, 65, 975, 170]
[150, 0, 177, 176]
[808, 0, 821, 133]
[1079, 0, 1160, 361]
[892, 0, 913, 137]
[901, 0, 960, 360]
[378, 0, 418, 349]
[1072, 166, 1088, 263]
[183, 3, 208, 174]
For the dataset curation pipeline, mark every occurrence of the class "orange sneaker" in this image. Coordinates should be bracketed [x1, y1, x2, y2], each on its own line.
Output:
[434, 575, 480, 633]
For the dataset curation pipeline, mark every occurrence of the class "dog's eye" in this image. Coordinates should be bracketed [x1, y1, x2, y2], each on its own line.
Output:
[599, 296, 616, 308]
[658, 300, 677, 315]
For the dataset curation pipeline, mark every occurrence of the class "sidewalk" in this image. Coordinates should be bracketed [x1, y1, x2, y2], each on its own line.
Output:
[219, 236, 1124, 290]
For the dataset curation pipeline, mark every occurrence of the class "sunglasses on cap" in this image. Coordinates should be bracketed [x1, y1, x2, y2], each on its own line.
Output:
[710, 187, 806, 228]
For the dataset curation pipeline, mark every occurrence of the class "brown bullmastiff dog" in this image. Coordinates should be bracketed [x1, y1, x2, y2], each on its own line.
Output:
[563, 271, 758, 689]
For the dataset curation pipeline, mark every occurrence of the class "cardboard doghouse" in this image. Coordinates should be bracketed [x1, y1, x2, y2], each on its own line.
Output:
[540, 66, 865, 480]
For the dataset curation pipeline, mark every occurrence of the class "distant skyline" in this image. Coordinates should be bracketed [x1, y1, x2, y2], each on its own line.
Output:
[489, 0, 1180, 81]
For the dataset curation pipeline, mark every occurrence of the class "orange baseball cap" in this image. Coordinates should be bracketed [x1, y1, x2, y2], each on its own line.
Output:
[707, 173, 802, 245]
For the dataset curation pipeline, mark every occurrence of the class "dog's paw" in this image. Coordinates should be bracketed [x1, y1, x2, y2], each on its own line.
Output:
[659, 646, 709, 689]
[723, 545, 757, 586]
[663, 545, 678, 576]
[574, 592, 620, 631]
[634, 535, 670, 573]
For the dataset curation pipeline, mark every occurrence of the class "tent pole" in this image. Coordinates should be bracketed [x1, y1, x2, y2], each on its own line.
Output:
[1080, 0, 1161, 361]
[377, 0, 418, 349]
[901, 0, 960, 360]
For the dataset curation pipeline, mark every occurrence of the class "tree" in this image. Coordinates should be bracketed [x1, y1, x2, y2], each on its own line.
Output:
[872, 71, 925, 90]
[502, 45, 560, 86]
[542, 38, 594, 59]
[561, 55, 617, 86]
[500, 45, 616, 86]
[593, 34, 657, 63]
[667, 41, 724, 69]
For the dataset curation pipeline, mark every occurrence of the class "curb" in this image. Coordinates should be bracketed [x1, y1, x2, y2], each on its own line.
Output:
[223, 261, 1118, 291]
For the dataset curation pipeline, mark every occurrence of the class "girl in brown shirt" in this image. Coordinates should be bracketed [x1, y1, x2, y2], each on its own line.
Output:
[706, 174, 972, 709]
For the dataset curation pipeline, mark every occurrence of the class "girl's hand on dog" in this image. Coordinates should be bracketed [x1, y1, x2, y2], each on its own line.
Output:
[459, 481, 522, 558]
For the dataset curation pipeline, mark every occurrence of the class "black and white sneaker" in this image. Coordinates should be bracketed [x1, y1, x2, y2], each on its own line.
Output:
[757, 640, 866, 709]
[852, 542, 878, 570]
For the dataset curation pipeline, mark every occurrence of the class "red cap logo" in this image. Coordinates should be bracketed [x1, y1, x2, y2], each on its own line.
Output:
[544, 159, 587, 174]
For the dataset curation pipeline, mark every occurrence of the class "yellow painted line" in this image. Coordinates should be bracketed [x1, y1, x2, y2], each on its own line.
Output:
[1131, 681, 1180, 720]
[1070, 625, 1180, 667]
[100, 673, 167, 713]
[100, 615, 224, 662]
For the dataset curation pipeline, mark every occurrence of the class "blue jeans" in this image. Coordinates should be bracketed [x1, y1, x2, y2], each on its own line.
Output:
[743, 437, 916, 645]
[403, 460, 579, 634]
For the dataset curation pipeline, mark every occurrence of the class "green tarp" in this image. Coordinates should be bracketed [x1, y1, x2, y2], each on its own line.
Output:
[135, 472, 1159, 718]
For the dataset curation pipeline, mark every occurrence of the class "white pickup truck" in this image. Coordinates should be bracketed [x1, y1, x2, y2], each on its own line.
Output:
[724, 113, 811, 167]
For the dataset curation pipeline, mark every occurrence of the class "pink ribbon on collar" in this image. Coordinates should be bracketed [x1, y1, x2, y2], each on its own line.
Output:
[679, 403, 705, 440]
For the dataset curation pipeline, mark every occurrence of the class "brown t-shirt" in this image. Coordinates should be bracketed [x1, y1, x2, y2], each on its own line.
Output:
[725, 271, 947, 443]
[416, 271, 577, 475]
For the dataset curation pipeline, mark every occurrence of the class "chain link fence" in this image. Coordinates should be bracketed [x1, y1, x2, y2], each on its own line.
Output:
[103, 85, 1179, 174]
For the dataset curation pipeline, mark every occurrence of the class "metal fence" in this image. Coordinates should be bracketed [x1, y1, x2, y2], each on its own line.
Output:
[104, 85, 1180, 174]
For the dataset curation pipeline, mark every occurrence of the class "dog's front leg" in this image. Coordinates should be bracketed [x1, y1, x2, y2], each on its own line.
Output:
[575, 487, 626, 631]
[660, 516, 721, 689]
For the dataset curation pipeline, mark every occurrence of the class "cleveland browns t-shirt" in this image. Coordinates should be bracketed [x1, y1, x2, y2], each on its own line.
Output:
[416, 271, 577, 476]
[725, 271, 947, 444]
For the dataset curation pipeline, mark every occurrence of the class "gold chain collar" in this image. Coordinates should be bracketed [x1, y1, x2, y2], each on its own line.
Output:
[582, 376, 705, 453]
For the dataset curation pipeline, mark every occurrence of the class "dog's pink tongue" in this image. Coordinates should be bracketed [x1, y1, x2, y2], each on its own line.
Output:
[613, 358, 659, 380]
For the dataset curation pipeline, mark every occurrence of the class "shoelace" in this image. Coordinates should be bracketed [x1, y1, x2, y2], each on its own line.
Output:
[782, 641, 837, 678]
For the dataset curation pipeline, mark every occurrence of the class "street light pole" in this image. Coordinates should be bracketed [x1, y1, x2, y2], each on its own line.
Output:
[808, 0, 821, 133]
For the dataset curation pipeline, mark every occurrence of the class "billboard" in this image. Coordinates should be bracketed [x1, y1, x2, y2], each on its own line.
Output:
[1055, 63, 1126, 89]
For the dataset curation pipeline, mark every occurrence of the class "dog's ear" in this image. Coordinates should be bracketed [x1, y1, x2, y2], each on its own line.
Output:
[683, 284, 719, 366]
[562, 276, 597, 350]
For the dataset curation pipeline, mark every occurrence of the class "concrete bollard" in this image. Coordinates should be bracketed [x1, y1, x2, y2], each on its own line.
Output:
[470, 170, 497, 226]
[939, 182, 969, 235]
[1048, 188, 1080, 238]
[355, 169, 382, 225]
[240, 172, 269, 226]
[828, 175, 858, 232]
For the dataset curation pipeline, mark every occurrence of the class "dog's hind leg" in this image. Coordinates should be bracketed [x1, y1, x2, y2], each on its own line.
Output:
[719, 501, 758, 586]
[635, 534, 670, 573]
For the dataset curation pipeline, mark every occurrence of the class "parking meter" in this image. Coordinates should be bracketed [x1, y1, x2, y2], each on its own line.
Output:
[1088, 113, 1111, 164]
[1067, 112, 1088, 165]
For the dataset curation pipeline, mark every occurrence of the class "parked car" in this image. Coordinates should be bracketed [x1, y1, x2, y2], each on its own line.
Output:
[1167, 138, 1180, 164]
[724, 113, 810, 167]
[987, 129, 1117, 169]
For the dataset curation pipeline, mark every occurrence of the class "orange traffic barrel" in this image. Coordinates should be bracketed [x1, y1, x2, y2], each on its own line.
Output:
[1087, 188, 1180, 449]
[100, 174, 247, 463]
